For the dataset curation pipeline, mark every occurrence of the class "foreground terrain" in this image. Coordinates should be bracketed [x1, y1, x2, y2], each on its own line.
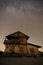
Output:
[0, 57, 43, 65]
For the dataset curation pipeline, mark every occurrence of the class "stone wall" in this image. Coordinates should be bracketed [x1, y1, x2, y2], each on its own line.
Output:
[27, 45, 39, 56]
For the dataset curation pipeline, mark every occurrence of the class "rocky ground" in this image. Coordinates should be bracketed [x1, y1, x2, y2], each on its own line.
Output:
[0, 57, 43, 65]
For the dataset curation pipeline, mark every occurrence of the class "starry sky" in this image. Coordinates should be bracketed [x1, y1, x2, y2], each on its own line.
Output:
[0, 0, 43, 52]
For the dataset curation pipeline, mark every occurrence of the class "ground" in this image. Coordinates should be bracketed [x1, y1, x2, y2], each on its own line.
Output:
[0, 57, 43, 65]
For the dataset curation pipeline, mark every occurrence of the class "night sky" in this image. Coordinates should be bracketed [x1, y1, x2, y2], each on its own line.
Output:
[0, 0, 43, 52]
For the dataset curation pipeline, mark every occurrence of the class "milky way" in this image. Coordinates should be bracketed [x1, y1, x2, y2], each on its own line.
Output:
[0, 0, 43, 12]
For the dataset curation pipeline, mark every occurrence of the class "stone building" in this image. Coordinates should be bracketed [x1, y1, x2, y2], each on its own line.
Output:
[4, 31, 41, 56]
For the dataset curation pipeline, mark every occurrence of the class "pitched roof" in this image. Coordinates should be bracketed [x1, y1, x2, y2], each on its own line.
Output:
[6, 31, 29, 39]
[27, 43, 41, 48]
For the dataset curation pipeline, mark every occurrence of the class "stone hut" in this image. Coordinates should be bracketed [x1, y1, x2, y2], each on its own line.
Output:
[4, 31, 41, 56]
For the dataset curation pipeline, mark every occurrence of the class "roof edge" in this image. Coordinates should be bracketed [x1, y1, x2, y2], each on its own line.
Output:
[6, 31, 29, 39]
[27, 43, 41, 48]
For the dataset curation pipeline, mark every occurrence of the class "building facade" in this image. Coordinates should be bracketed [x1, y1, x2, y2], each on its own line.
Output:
[4, 31, 41, 56]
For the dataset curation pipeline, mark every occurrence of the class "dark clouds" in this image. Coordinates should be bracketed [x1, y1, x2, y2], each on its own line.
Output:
[0, 0, 43, 11]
